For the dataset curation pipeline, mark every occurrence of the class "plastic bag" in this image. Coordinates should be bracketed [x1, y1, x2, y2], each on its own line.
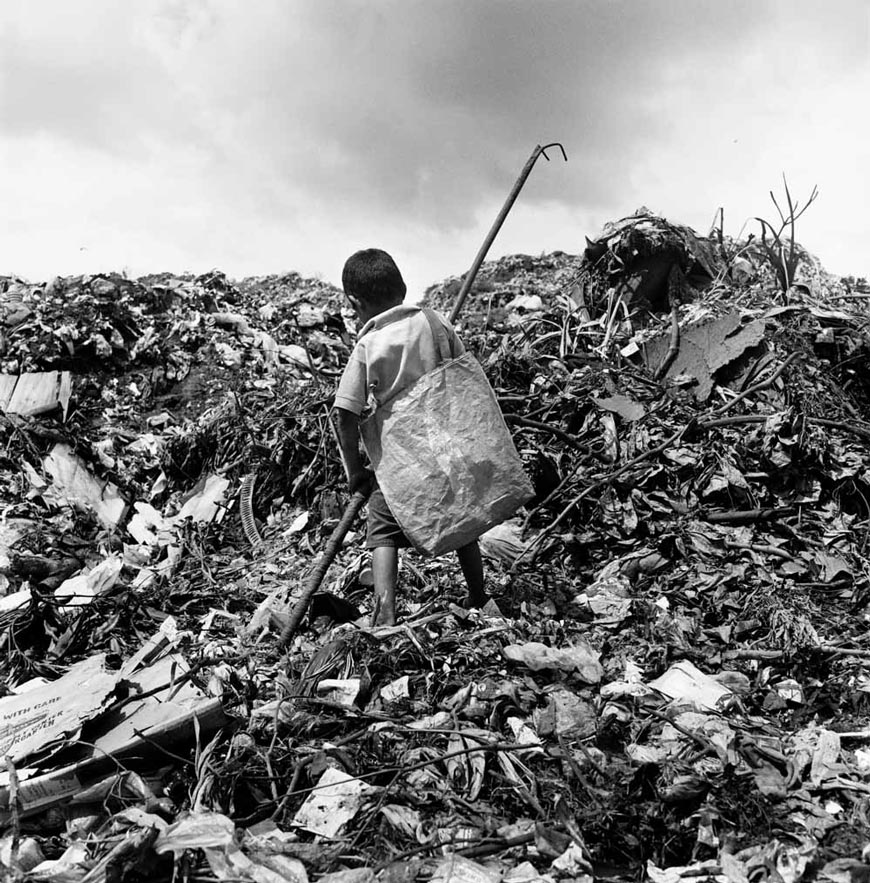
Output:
[361, 311, 532, 556]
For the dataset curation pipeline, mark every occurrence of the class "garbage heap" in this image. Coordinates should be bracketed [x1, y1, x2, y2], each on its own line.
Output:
[2, 210, 870, 882]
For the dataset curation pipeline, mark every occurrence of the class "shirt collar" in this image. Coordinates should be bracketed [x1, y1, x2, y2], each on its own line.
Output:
[358, 304, 420, 338]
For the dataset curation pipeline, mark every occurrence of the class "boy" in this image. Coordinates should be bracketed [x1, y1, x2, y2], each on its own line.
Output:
[333, 248, 487, 626]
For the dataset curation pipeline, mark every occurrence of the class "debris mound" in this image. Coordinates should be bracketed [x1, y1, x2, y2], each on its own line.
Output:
[3, 213, 870, 882]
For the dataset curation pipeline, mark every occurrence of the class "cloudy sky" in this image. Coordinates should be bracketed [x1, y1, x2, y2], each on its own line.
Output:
[1, 1, 868, 297]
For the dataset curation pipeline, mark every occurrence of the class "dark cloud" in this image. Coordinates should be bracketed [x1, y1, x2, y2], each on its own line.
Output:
[139, 0, 863, 228]
[1, 0, 867, 281]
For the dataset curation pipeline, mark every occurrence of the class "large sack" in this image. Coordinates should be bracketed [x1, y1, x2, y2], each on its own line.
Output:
[361, 310, 532, 556]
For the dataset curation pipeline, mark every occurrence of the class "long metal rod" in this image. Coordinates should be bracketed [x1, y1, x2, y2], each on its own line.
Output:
[449, 142, 567, 324]
[279, 489, 369, 647]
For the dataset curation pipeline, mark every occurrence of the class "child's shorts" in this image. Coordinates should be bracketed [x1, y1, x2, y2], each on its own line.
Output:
[366, 486, 412, 549]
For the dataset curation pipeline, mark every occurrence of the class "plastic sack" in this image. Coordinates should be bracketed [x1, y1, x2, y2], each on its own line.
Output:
[361, 313, 532, 555]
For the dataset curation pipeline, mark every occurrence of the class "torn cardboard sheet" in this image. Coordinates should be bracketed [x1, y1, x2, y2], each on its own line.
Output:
[90, 653, 223, 758]
[0, 654, 117, 763]
[121, 616, 180, 674]
[42, 443, 126, 528]
[0, 371, 72, 418]
[0, 674, 223, 822]
[0, 623, 224, 822]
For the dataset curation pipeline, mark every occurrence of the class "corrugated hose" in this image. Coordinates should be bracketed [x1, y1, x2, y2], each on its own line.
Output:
[240, 473, 262, 546]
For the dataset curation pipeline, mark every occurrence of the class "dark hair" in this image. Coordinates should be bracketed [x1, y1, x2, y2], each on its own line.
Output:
[342, 248, 406, 306]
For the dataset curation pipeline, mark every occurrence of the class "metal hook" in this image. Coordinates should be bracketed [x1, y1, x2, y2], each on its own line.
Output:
[449, 142, 569, 323]
[539, 142, 568, 163]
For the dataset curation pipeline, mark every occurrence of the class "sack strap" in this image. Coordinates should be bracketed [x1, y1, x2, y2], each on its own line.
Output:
[421, 308, 455, 365]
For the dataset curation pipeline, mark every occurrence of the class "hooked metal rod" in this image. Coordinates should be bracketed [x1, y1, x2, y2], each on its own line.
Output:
[449, 142, 567, 325]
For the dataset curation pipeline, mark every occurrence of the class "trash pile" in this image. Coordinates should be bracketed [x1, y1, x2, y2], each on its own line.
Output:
[3, 210, 870, 883]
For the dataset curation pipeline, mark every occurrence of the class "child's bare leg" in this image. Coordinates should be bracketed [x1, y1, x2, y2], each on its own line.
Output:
[457, 541, 487, 608]
[372, 545, 398, 626]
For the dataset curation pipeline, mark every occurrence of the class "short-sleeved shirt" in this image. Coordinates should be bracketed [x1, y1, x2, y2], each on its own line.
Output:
[334, 305, 465, 416]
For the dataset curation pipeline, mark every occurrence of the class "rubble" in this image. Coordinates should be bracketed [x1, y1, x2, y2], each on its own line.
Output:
[1, 214, 870, 881]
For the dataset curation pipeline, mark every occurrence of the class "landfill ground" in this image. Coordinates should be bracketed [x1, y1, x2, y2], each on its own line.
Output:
[2, 209, 870, 883]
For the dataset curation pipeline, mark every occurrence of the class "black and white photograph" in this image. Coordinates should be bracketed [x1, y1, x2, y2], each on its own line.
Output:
[1, 2, 869, 880]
